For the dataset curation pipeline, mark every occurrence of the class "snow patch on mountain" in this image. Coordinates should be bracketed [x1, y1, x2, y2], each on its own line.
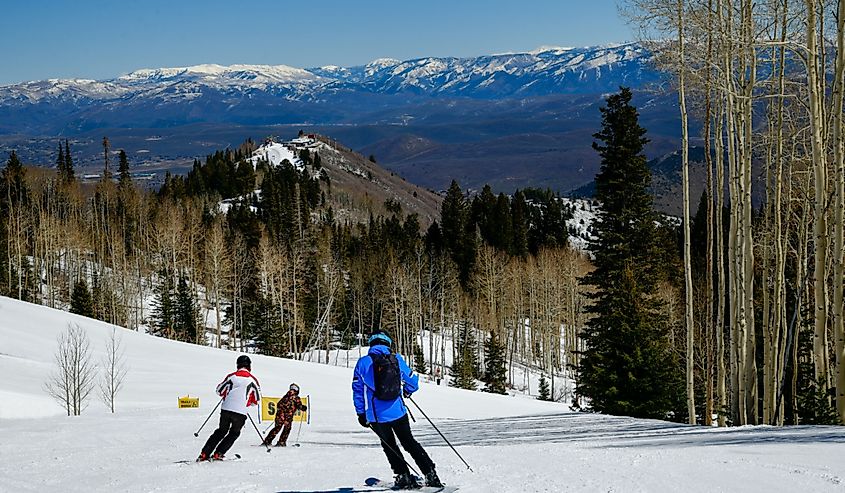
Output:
[120, 63, 326, 86]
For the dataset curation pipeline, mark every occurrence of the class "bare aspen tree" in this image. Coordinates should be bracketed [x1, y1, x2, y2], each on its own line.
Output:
[45, 323, 96, 416]
[674, 0, 697, 425]
[204, 218, 229, 349]
[805, 0, 831, 397]
[831, 0, 845, 424]
[100, 327, 128, 413]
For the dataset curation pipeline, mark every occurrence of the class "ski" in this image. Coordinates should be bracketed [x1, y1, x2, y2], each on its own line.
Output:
[212, 453, 242, 461]
[174, 453, 242, 464]
[364, 477, 457, 492]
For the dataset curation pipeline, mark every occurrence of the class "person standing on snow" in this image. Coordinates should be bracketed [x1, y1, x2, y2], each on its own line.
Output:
[352, 331, 443, 489]
[198, 355, 261, 461]
[263, 383, 308, 447]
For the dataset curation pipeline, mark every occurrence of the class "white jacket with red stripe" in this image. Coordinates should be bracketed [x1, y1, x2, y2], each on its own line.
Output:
[216, 369, 261, 415]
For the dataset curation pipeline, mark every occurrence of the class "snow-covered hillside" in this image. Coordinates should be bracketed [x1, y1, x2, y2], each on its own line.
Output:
[2, 296, 845, 492]
[562, 197, 598, 252]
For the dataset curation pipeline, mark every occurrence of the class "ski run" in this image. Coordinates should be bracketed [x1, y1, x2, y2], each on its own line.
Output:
[1, 295, 844, 492]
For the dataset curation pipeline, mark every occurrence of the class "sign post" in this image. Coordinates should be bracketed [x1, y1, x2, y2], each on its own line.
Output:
[178, 395, 200, 408]
[261, 395, 310, 423]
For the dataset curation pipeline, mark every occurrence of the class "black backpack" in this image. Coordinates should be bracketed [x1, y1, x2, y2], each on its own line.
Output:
[372, 353, 401, 400]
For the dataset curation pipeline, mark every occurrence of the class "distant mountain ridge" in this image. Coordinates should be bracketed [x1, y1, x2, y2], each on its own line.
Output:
[0, 43, 657, 127]
[0, 43, 681, 197]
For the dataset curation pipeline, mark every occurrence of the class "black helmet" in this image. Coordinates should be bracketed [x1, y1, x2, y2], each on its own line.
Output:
[236, 355, 251, 369]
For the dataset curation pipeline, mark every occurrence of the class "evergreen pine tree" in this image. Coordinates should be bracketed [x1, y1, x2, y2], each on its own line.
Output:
[538, 374, 551, 401]
[151, 269, 176, 337]
[576, 87, 682, 419]
[796, 327, 840, 424]
[441, 180, 467, 261]
[174, 274, 198, 342]
[440, 180, 478, 285]
[483, 331, 508, 394]
[63, 140, 75, 183]
[2, 151, 27, 206]
[413, 343, 428, 375]
[70, 279, 94, 318]
[451, 322, 478, 390]
[118, 150, 131, 188]
[510, 190, 529, 257]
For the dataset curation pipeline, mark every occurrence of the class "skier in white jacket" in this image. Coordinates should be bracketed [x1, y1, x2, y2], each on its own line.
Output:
[198, 355, 261, 461]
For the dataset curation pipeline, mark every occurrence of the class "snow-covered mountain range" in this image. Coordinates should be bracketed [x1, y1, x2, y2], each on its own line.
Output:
[0, 44, 656, 119]
[0, 43, 678, 199]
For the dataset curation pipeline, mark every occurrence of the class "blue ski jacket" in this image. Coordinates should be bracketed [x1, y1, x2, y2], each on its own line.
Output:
[352, 345, 419, 423]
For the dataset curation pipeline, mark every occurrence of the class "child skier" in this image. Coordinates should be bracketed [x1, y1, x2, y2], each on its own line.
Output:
[197, 355, 261, 461]
[352, 331, 443, 489]
[263, 383, 308, 447]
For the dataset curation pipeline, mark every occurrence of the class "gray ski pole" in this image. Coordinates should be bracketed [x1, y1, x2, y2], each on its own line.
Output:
[193, 398, 223, 437]
[247, 413, 272, 453]
[408, 396, 473, 472]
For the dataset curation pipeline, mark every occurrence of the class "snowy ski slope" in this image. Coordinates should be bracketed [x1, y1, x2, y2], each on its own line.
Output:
[1, 296, 844, 492]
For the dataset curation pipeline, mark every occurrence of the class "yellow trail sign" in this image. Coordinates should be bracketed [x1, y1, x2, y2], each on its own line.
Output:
[261, 395, 310, 423]
[178, 396, 200, 408]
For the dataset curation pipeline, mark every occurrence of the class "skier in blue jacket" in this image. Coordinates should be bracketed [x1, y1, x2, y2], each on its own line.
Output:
[352, 331, 443, 490]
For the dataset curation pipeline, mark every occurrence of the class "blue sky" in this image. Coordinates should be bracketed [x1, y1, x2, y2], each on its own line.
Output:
[0, 0, 630, 85]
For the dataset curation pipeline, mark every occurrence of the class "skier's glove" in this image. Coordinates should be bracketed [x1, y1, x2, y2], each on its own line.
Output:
[357, 413, 369, 428]
[300, 405, 308, 412]
[403, 390, 412, 399]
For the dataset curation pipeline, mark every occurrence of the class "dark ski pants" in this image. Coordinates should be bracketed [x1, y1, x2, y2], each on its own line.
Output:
[370, 414, 435, 476]
[202, 409, 246, 456]
[264, 418, 293, 446]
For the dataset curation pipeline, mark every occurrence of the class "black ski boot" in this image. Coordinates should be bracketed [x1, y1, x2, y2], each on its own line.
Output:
[393, 473, 421, 490]
[424, 470, 443, 488]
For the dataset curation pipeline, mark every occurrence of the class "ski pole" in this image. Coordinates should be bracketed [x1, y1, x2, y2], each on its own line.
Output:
[247, 413, 272, 453]
[294, 418, 303, 445]
[368, 425, 421, 478]
[194, 398, 223, 437]
[402, 396, 416, 423]
[408, 396, 473, 472]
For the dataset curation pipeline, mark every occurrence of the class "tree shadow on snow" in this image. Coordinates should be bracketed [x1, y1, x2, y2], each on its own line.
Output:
[368, 412, 845, 450]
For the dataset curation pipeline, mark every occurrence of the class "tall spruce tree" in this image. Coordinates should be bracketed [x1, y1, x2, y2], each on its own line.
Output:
[70, 280, 94, 318]
[151, 269, 176, 337]
[451, 322, 479, 390]
[510, 190, 529, 257]
[440, 180, 477, 286]
[63, 140, 75, 183]
[413, 343, 428, 375]
[118, 150, 131, 188]
[174, 274, 198, 342]
[538, 374, 551, 401]
[576, 87, 682, 419]
[482, 331, 508, 394]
